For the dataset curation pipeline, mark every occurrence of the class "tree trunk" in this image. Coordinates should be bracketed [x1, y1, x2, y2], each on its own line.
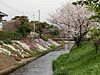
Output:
[94, 40, 99, 54]
[74, 36, 81, 47]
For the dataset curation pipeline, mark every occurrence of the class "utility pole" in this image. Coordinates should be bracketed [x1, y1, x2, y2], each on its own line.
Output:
[38, 9, 40, 21]
[33, 14, 35, 32]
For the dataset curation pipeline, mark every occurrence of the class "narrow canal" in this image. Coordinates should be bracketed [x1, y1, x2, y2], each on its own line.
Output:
[9, 42, 74, 75]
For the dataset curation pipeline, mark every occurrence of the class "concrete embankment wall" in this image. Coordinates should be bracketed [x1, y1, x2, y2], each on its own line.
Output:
[0, 47, 61, 75]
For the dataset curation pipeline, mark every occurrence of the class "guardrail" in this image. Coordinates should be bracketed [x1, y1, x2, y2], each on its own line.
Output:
[52, 38, 74, 41]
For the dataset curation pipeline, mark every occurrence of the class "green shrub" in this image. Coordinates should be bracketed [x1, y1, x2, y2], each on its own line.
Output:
[17, 22, 32, 37]
[61, 40, 65, 48]
[3, 39, 12, 44]
[42, 35, 48, 41]
[0, 31, 22, 40]
[52, 29, 60, 37]
[49, 45, 56, 50]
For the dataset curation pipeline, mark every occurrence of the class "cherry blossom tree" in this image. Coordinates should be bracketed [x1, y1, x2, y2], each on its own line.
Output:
[48, 3, 96, 46]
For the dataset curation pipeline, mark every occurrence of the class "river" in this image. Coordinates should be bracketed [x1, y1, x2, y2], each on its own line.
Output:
[9, 41, 74, 75]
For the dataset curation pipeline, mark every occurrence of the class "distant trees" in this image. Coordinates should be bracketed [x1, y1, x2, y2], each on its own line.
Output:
[35, 22, 49, 38]
[48, 3, 95, 46]
[3, 15, 60, 40]
[12, 16, 29, 23]
[2, 16, 32, 39]
[13, 16, 32, 37]
[17, 22, 32, 37]
[32, 21, 60, 38]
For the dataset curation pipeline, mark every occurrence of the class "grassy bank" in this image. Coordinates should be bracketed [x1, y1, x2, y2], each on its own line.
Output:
[53, 41, 100, 75]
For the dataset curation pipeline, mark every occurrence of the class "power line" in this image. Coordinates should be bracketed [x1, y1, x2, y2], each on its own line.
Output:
[0, 1, 28, 15]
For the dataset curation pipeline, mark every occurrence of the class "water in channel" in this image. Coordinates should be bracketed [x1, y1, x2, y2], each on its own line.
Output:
[9, 42, 74, 75]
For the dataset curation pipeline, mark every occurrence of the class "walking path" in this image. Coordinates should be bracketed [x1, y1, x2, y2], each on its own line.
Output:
[9, 41, 74, 75]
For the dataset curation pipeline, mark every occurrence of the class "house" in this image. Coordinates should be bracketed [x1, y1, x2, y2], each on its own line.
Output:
[0, 11, 8, 21]
[0, 11, 8, 31]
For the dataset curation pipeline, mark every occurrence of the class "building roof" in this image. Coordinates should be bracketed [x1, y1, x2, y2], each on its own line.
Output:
[0, 11, 8, 16]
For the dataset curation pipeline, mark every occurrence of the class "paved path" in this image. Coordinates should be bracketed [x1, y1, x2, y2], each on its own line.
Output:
[9, 41, 74, 75]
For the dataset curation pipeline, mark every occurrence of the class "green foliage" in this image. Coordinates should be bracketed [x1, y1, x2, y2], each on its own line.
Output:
[17, 22, 32, 37]
[11, 16, 32, 38]
[12, 16, 29, 23]
[3, 39, 12, 44]
[52, 29, 60, 37]
[35, 21, 60, 38]
[90, 27, 100, 40]
[0, 31, 22, 40]
[42, 35, 48, 41]
[61, 40, 65, 48]
[49, 45, 57, 50]
[0, 15, 32, 40]
[53, 41, 100, 75]
[35, 22, 48, 37]
[72, 2, 78, 5]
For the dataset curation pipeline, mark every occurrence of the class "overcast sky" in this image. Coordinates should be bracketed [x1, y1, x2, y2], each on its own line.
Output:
[0, 0, 75, 21]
